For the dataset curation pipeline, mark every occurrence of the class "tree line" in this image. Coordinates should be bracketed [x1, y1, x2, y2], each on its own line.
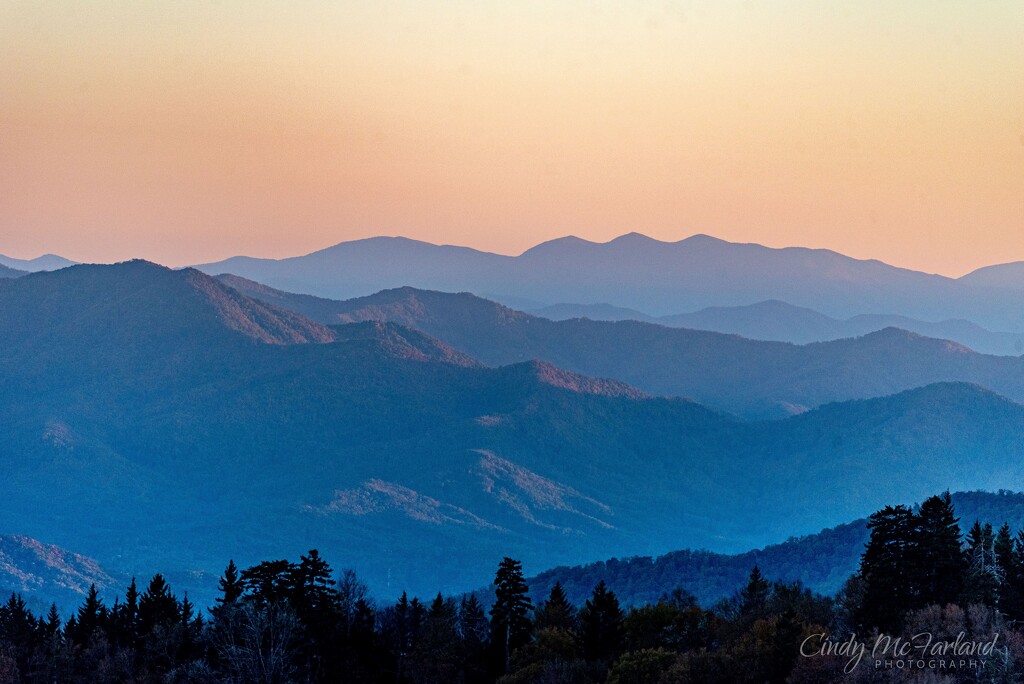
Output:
[1, 493, 1024, 682]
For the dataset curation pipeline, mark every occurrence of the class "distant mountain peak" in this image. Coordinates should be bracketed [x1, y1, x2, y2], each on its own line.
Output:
[0, 252, 76, 273]
[607, 232, 662, 244]
[678, 233, 730, 246]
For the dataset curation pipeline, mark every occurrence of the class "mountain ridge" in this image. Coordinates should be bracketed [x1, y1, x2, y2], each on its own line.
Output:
[194, 232, 1024, 329]
[216, 278, 1024, 419]
[0, 253, 77, 273]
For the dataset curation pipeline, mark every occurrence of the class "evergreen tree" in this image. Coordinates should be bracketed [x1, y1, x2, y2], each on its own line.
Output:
[459, 595, 490, 684]
[71, 584, 107, 646]
[0, 594, 39, 677]
[1006, 530, 1024, 621]
[964, 521, 1001, 607]
[241, 559, 296, 605]
[912, 492, 966, 607]
[489, 557, 533, 674]
[216, 560, 244, 610]
[112, 577, 140, 648]
[858, 504, 916, 632]
[412, 594, 460, 682]
[535, 582, 576, 632]
[44, 604, 61, 638]
[289, 549, 338, 626]
[739, 565, 771, 617]
[995, 523, 1014, 571]
[138, 573, 180, 635]
[578, 580, 625, 662]
[180, 593, 203, 663]
[289, 550, 339, 680]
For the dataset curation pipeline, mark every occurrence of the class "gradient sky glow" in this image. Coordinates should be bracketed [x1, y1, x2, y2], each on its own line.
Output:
[1, 1, 1022, 275]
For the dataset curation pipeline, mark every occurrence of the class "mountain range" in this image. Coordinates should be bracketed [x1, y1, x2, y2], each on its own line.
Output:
[535, 299, 1024, 356]
[196, 233, 1024, 331]
[0, 253, 76, 273]
[219, 277, 1024, 419]
[5, 262, 1024, 605]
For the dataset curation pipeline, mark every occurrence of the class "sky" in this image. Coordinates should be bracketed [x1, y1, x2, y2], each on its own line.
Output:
[1, 1, 1022, 276]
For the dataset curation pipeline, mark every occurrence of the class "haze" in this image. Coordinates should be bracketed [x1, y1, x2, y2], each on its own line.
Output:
[1, 1, 1022, 276]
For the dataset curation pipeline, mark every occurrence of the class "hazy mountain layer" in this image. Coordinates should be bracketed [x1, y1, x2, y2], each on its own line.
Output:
[220, 279, 1024, 419]
[6, 263, 1024, 603]
[198, 233, 1024, 330]
[0, 254, 76, 273]
[535, 299, 1024, 356]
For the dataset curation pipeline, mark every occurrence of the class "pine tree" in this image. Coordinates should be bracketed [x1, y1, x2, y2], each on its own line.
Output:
[138, 573, 179, 635]
[288, 550, 339, 680]
[413, 594, 460, 682]
[289, 549, 338, 625]
[0, 594, 38, 676]
[535, 582, 576, 632]
[240, 559, 296, 605]
[912, 492, 966, 608]
[996, 524, 1014, 570]
[459, 595, 490, 683]
[72, 584, 107, 646]
[44, 604, 61, 638]
[578, 580, 625, 662]
[1006, 530, 1024, 621]
[858, 504, 916, 632]
[216, 560, 244, 610]
[489, 557, 533, 673]
[112, 577, 140, 648]
[739, 565, 771, 617]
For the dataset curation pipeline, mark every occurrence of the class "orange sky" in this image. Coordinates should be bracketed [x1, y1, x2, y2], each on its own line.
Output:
[1, 1, 1022, 275]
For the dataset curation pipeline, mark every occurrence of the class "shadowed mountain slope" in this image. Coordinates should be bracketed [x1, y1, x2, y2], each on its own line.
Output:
[218, 278, 1024, 419]
[6, 263, 1024, 603]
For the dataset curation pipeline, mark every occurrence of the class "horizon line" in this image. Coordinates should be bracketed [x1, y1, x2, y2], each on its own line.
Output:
[2, 230, 1019, 279]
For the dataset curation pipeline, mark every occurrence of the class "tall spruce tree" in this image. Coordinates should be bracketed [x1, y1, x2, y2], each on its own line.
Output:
[289, 549, 339, 637]
[71, 584, 106, 646]
[459, 595, 490, 684]
[138, 573, 179, 636]
[489, 557, 533, 673]
[535, 582, 576, 632]
[739, 565, 771, 618]
[858, 504, 917, 632]
[912, 492, 966, 608]
[215, 560, 244, 611]
[578, 580, 625, 663]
